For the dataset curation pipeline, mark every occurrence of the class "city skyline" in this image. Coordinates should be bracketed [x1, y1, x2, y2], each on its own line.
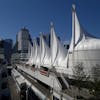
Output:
[0, 0, 100, 42]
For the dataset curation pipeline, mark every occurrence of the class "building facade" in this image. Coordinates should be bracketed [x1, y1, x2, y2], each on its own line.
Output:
[0, 40, 5, 64]
[4, 39, 12, 64]
[0, 39, 12, 64]
[16, 27, 32, 62]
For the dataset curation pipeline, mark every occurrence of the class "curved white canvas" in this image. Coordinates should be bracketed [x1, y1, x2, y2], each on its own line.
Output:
[40, 33, 46, 66]
[50, 23, 67, 68]
[50, 23, 58, 66]
[40, 34, 51, 68]
[35, 40, 40, 66]
[26, 42, 33, 65]
[63, 5, 100, 77]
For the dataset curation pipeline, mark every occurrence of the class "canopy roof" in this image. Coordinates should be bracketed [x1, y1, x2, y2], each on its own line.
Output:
[50, 22, 67, 67]
[26, 4, 100, 70]
[69, 4, 100, 52]
[40, 33, 51, 68]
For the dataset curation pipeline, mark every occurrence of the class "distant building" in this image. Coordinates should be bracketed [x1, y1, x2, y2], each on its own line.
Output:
[4, 39, 12, 64]
[16, 27, 32, 62]
[17, 27, 31, 52]
[0, 40, 5, 63]
[11, 42, 20, 64]
[0, 39, 12, 64]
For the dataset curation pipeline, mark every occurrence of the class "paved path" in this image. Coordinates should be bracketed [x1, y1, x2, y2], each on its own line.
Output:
[8, 76, 20, 100]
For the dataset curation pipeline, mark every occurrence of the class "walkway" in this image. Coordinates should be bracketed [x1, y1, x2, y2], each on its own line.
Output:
[8, 76, 20, 100]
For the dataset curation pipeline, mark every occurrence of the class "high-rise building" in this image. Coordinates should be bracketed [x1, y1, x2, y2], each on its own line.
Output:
[11, 42, 19, 64]
[0, 39, 12, 64]
[0, 39, 5, 63]
[16, 27, 32, 62]
[4, 39, 12, 64]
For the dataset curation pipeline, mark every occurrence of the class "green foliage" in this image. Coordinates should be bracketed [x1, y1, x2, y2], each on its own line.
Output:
[73, 63, 89, 81]
[91, 64, 100, 97]
[73, 63, 89, 96]
[92, 64, 100, 82]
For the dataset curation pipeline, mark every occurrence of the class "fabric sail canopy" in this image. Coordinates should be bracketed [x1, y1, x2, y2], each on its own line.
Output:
[61, 5, 84, 69]
[50, 22, 67, 68]
[40, 33, 51, 68]
[40, 33, 45, 66]
[29, 39, 36, 66]
[69, 4, 97, 52]
[26, 41, 33, 65]
[63, 4, 99, 69]
[35, 39, 40, 66]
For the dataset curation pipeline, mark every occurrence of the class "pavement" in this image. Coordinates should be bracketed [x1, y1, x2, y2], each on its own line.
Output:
[8, 76, 20, 100]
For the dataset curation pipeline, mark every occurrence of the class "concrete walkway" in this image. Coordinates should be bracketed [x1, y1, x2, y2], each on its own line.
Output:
[8, 76, 20, 100]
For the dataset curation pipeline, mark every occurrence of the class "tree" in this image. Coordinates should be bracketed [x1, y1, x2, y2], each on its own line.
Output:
[91, 64, 100, 98]
[73, 63, 89, 97]
[92, 64, 100, 82]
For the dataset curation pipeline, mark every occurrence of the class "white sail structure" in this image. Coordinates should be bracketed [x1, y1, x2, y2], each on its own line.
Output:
[29, 45, 34, 65]
[26, 39, 38, 66]
[40, 33, 51, 68]
[28, 39, 37, 66]
[40, 33, 45, 66]
[50, 22, 67, 70]
[64, 4, 100, 76]
[50, 22, 70, 88]
[60, 4, 85, 75]
[69, 4, 82, 52]
[35, 39, 40, 67]
[50, 22, 58, 67]
[27, 41, 31, 60]
[26, 41, 33, 65]
[43, 40, 51, 68]
[31, 39, 37, 66]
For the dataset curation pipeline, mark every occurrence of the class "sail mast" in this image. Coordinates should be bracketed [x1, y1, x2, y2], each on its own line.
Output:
[72, 4, 75, 51]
